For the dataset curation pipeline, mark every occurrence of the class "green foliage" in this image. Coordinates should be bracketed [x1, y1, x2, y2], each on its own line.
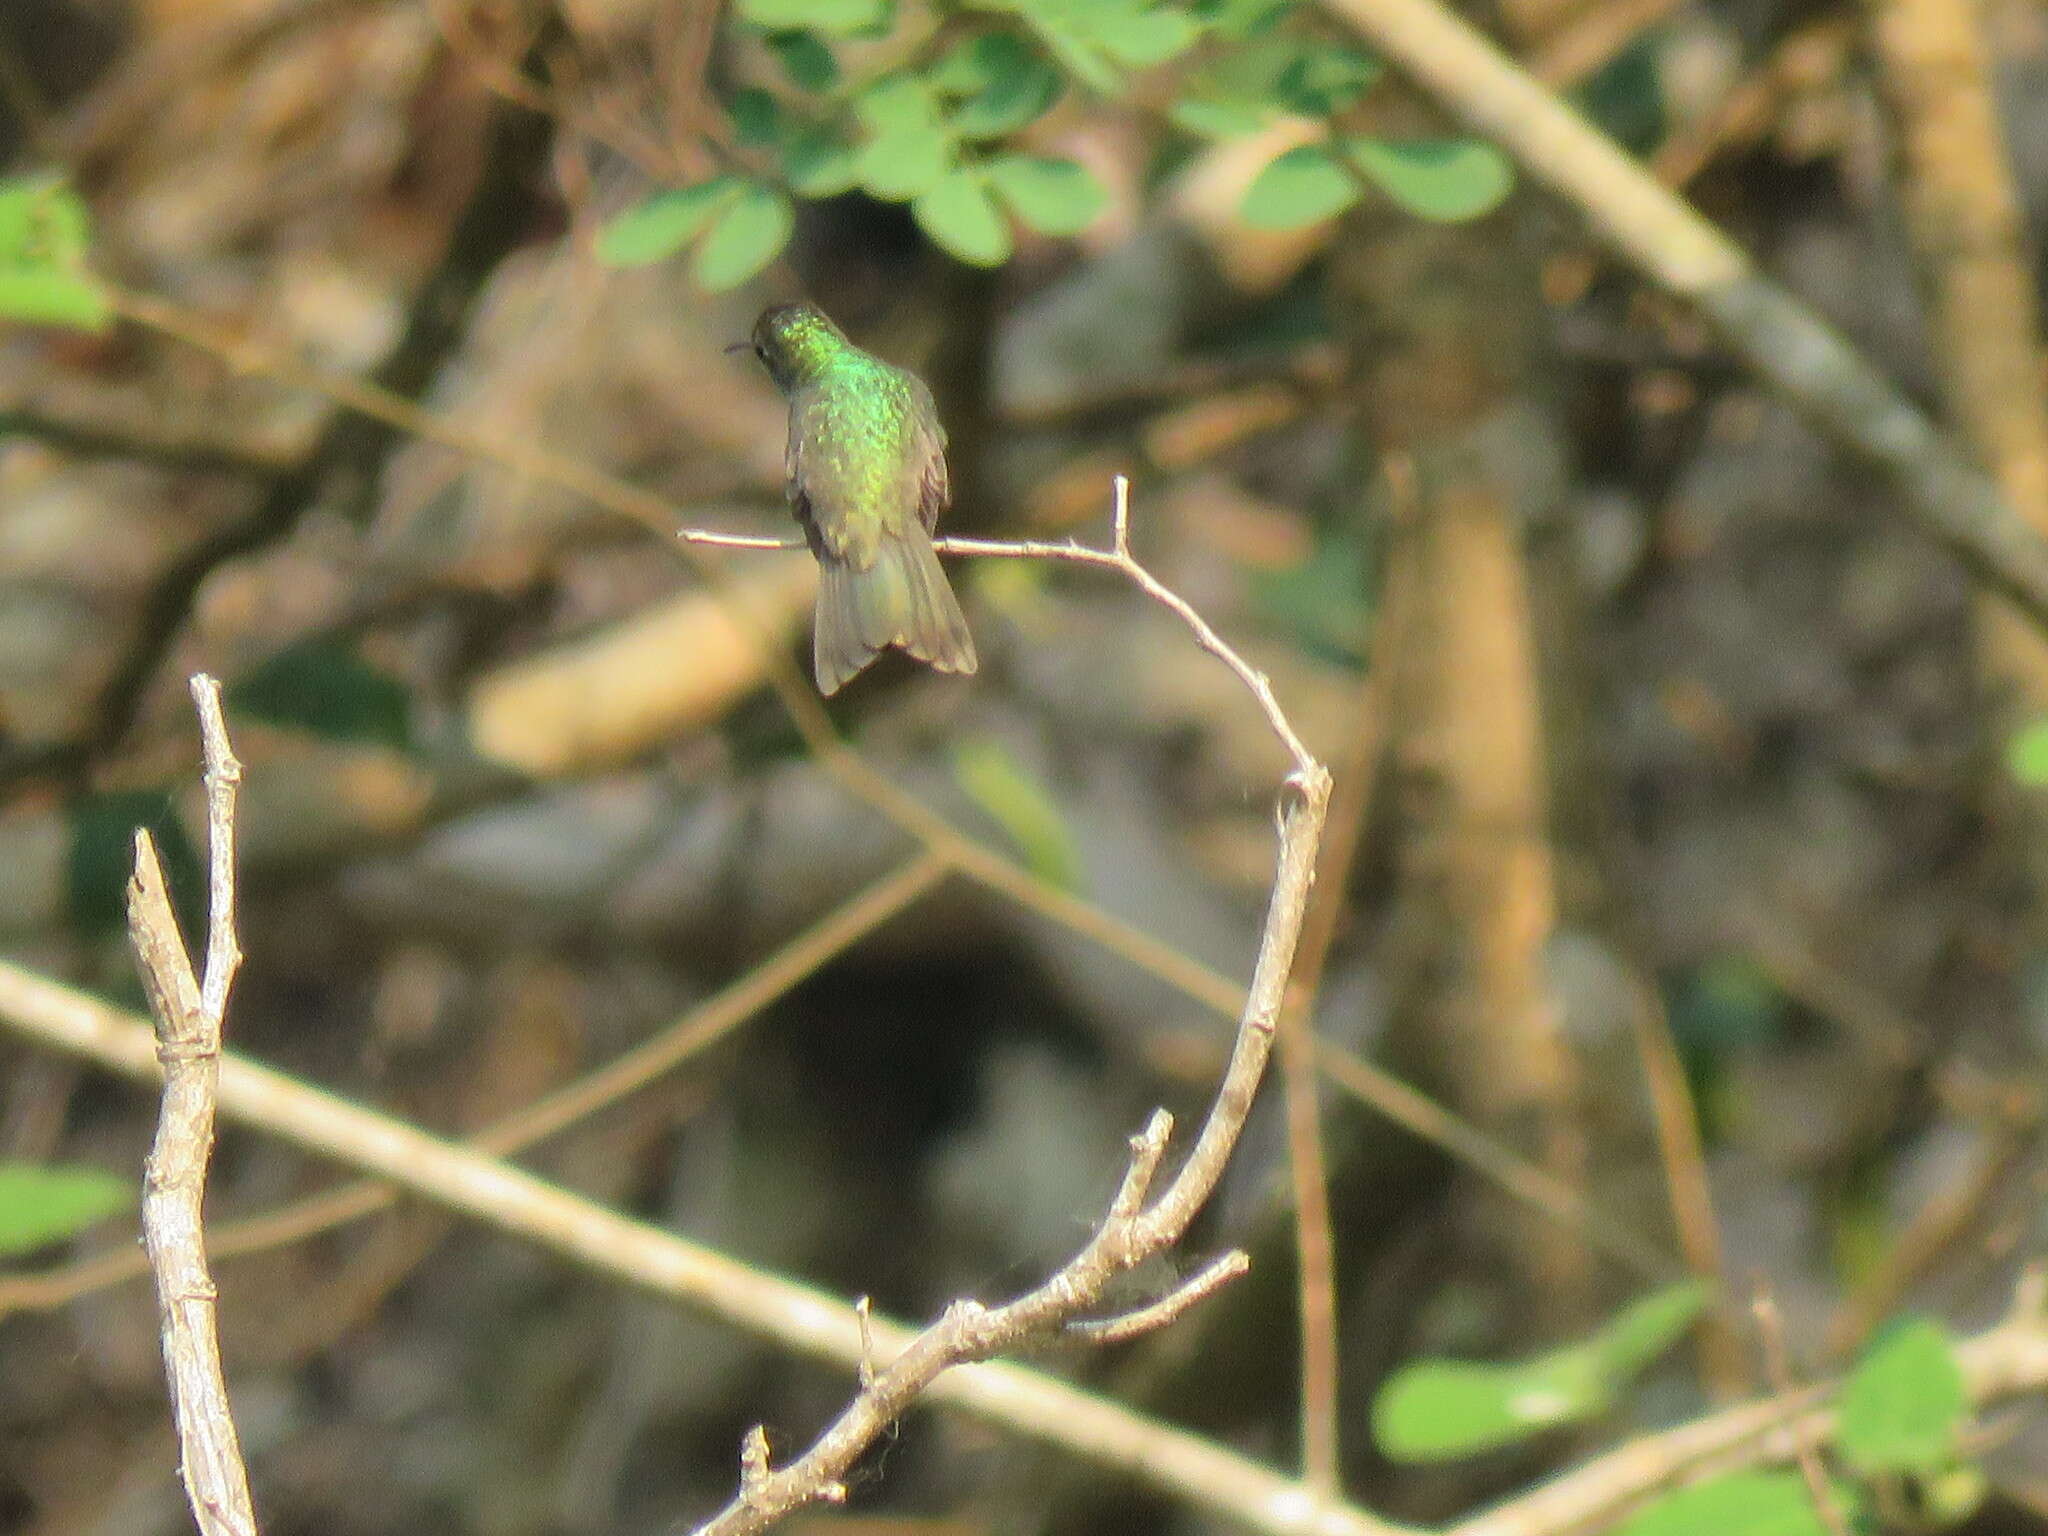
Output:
[935, 33, 1064, 139]
[1241, 146, 1360, 229]
[986, 154, 1107, 234]
[1836, 1319, 1967, 1477]
[1253, 529, 1372, 663]
[952, 736, 1083, 892]
[1669, 954, 1789, 1054]
[596, 178, 747, 267]
[855, 76, 955, 199]
[730, 87, 788, 149]
[227, 639, 414, 751]
[736, 0, 891, 36]
[0, 174, 112, 331]
[1373, 1282, 1707, 1460]
[67, 788, 201, 938]
[1617, 1471, 1859, 1536]
[767, 30, 842, 92]
[2007, 716, 2048, 785]
[1173, 31, 1375, 138]
[694, 185, 797, 289]
[984, 0, 1200, 91]
[0, 1162, 131, 1256]
[593, 1, 1513, 287]
[1193, 0, 1294, 37]
[915, 172, 1014, 266]
[1343, 136, 1515, 222]
[591, 2, 1518, 284]
[785, 128, 862, 198]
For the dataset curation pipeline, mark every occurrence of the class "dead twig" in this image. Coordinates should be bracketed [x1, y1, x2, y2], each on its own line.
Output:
[682, 477, 1330, 1534]
[0, 408, 288, 478]
[1751, 1281, 1854, 1536]
[1065, 1250, 1254, 1345]
[128, 674, 258, 1536]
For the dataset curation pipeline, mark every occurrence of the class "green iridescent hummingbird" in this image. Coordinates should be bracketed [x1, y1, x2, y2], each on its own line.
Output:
[744, 302, 977, 695]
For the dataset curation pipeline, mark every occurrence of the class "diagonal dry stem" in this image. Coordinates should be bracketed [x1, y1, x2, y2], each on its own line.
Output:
[0, 851, 948, 1316]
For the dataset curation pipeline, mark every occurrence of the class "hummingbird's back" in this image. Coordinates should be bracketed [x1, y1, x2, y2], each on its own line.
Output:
[750, 302, 976, 693]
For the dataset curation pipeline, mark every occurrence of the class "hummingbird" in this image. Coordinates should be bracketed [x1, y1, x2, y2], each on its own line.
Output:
[743, 302, 978, 695]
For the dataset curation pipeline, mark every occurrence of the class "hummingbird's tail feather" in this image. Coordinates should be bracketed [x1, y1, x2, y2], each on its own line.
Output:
[812, 527, 978, 695]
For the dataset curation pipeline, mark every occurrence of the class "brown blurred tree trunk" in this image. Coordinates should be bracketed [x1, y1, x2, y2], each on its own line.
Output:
[1332, 176, 1585, 1311]
[1871, 0, 2048, 880]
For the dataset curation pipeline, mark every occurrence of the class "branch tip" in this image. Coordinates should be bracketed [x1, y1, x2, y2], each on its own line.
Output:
[739, 1425, 771, 1495]
[1067, 1250, 1252, 1345]
[855, 1295, 877, 1389]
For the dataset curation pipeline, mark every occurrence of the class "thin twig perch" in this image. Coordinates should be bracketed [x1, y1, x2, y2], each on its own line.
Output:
[129, 674, 259, 1536]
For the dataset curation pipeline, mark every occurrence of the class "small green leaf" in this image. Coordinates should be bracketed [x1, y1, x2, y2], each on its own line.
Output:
[693, 185, 795, 290]
[0, 270, 110, 329]
[856, 77, 953, 199]
[1092, 6, 1201, 67]
[728, 87, 786, 148]
[1252, 529, 1372, 662]
[1273, 45, 1381, 115]
[1343, 136, 1514, 222]
[952, 738, 1083, 892]
[1193, 0, 1294, 36]
[1171, 94, 1271, 139]
[0, 173, 89, 255]
[766, 31, 841, 92]
[0, 1163, 131, 1256]
[1014, 12, 1117, 93]
[2008, 717, 2048, 785]
[1240, 145, 1359, 229]
[913, 171, 1013, 266]
[737, 0, 888, 36]
[986, 154, 1106, 235]
[857, 128, 953, 199]
[943, 37, 1063, 138]
[932, 31, 1029, 93]
[595, 178, 744, 266]
[1837, 1319, 1968, 1476]
[227, 639, 415, 751]
[0, 175, 110, 331]
[856, 74, 936, 130]
[1375, 1350, 1605, 1460]
[786, 127, 861, 197]
[1593, 1281, 1710, 1376]
[1618, 1473, 1842, 1536]
[67, 789, 201, 938]
[1670, 955, 1788, 1053]
[1375, 1282, 1705, 1460]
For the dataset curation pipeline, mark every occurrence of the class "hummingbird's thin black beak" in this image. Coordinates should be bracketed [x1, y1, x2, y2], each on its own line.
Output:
[724, 340, 753, 356]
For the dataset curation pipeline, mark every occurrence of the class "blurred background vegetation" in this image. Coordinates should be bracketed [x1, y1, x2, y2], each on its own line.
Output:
[2, 0, 2048, 1533]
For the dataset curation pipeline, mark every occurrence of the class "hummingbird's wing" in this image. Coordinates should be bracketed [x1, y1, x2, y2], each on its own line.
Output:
[786, 376, 942, 566]
[785, 391, 880, 571]
[906, 374, 949, 534]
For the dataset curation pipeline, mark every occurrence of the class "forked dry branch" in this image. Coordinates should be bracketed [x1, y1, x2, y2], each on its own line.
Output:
[679, 477, 1332, 1534]
[127, 675, 259, 1536]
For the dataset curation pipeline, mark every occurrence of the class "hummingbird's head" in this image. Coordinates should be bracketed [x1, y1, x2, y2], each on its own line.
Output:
[747, 302, 850, 391]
